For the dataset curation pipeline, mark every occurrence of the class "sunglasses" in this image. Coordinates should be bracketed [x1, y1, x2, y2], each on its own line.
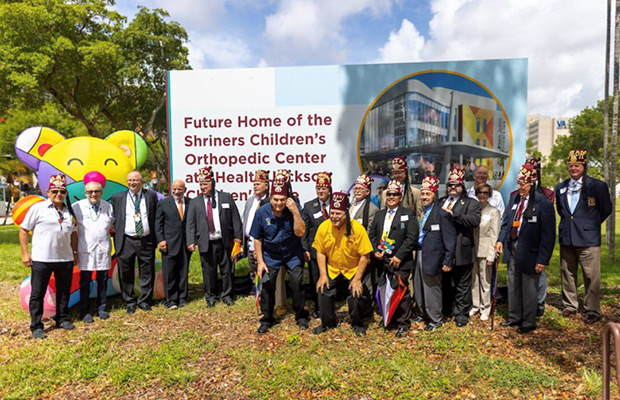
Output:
[476, 191, 490, 195]
[447, 184, 459, 188]
[85, 190, 102, 195]
[386, 192, 401, 197]
[50, 190, 67, 195]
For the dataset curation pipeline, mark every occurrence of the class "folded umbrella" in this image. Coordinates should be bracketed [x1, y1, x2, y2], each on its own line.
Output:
[375, 271, 407, 327]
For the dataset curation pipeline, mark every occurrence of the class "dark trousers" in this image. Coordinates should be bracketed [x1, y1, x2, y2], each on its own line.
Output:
[508, 240, 540, 329]
[30, 261, 72, 331]
[117, 235, 155, 307]
[200, 239, 233, 302]
[308, 258, 320, 310]
[162, 250, 190, 306]
[79, 270, 108, 317]
[442, 263, 473, 323]
[380, 268, 413, 329]
[318, 273, 372, 328]
[259, 265, 308, 325]
[413, 254, 443, 326]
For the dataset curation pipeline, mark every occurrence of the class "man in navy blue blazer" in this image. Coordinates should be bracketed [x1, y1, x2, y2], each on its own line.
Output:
[412, 176, 456, 332]
[555, 149, 612, 324]
[496, 164, 555, 333]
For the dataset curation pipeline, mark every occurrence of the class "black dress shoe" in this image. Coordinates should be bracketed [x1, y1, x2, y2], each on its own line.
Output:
[138, 303, 152, 311]
[82, 314, 94, 324]
[313, 325, 329, 335]
[311, 311, 320, 319]
[395, 328, 408, 338]
[257, 323, 271, 334]
[297, 318, 309, 329]
[206, 299, 217, 308]
[412, 316, 425, 323]
[500, 321, 520, 327]
[222, 298, 235, 306]
[561, 309, 576, 318]
[179, 300, 188, 308]
[98, 311, 110, 320]
[585, 314, 601, 325]
[127, 305, 136, 314]
[353, 326, 367, 336]
[455, 319, 468, 328]
[424, 323, 442, 331]
[58, 321, 75, 330]
[517, 326, 536, 334]
[536, 308, 545, 318]
[32, 328, 46, 339]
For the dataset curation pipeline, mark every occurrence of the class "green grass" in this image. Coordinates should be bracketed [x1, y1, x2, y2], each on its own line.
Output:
[1, 208, 620, 399]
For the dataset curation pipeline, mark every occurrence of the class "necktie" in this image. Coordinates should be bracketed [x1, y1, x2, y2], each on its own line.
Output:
[93, 203, 99, 214]
[383, 209, 395, 240]
[510, 199, 525, 240]
[134, 194, 144, 236]
[321, 202, 328, 219]
[207, 197, 215, 233]
[178, 200, 184, 220]
[447, 199, 455, 210]
[569, 182, 579, 214]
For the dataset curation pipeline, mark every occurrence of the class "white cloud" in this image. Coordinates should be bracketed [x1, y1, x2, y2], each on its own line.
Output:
[263, 0, 393, 65]
[376, 0, 607, 116]
[139, 0, 228, 30]
[188, 33, 254, 69]
[377, 19, 425, 63]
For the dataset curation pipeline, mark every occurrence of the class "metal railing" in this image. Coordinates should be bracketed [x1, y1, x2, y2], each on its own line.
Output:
[602, 322, 620, 399]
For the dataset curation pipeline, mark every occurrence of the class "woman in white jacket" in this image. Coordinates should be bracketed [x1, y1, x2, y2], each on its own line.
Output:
[471, 183, 501, 320]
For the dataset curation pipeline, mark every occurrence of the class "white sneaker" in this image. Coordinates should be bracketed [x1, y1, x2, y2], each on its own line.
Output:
[480, 314, 489, 321]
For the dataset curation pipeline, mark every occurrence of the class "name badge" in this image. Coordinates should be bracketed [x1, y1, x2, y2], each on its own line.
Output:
[313, 211, 322, 219]
[431, 224, 440, 231]
[357, 218, 363, 224]
[560, 187, 567, 194]
[134, 214, 141, 222]
[528, 216, 537, 223]
[588, 197, 596, 207]
[511, 204, 517, 211]
[222, 203, 230, 209]
[401, 215, 409, 222]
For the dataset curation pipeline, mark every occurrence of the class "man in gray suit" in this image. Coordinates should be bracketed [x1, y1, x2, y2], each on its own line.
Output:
[350, 174, 378, 231]
[242, 169, 270, 289]
[187, 166, 243, 307]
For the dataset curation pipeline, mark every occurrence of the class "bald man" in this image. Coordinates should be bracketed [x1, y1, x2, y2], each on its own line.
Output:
[155, 180, 192, 309]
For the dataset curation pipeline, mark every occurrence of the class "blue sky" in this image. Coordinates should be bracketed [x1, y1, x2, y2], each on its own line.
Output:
[114, 0, 607, 118]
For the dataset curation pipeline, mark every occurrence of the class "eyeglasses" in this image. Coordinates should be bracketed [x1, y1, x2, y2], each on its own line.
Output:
[476, 191, 490, 195]
[447, 184, 459, 188]
[386, 192, 401, 197]
[50, 190, 67, 195]
[85, 190, 102, 195]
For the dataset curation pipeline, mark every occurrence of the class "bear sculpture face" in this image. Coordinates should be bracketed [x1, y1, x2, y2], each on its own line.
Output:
[15, 127, 147, 201]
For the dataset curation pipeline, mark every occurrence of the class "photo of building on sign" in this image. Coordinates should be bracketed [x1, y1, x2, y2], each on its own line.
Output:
[359, 72, 511, 190]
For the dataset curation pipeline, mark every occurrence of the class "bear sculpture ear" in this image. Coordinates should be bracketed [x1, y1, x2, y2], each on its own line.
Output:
[104, 130, 148, 169]
[14, 127, 66, 171]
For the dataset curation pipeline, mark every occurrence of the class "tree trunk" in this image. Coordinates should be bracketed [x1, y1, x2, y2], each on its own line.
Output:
[610, 0, 619, 261]
[605, 0, 612, 248]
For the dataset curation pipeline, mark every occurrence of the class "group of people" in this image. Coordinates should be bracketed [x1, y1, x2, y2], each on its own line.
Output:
[19, 149, 612, 339]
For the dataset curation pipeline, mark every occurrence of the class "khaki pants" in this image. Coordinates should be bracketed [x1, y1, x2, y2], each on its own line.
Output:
[471, 258, 493, 318]
[560, 245, 601, 317]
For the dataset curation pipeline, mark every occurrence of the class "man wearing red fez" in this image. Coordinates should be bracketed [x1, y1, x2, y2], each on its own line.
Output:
[368, 180, 419, 337]
[381, 156, 422, 219]
[413, 176, 457, 331]
[312, 191, 374, 336]
[555, 149, 612, 324]
[20, 174, 79, 338]
[242, 169, 271, 291]
[302, 171, 332, 319]
[350, 174, 379, 230]
[438, 167, 481, 327]
[250, 178, 309, 333]
[496, 164, 555, 333]
[186, 166, 243, 307]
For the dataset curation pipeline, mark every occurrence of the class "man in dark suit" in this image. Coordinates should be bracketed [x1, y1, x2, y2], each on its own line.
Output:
[439, 168, 481, 327]
[413, 176, 457, 331]
[302, 171, 332, 318]
[496, 164, 555, 333]
[368, 180, 419, 337]
[186, 166, 243, 307]
[350, 174, 379, 230]
[110, 170, 159, 313]
[155, 179, 191, 310]
[555, 149, 612, 324]
[242, 169, 270, 290]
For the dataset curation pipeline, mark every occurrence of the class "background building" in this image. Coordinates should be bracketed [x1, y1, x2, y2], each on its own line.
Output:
[526, 114, 570, 159]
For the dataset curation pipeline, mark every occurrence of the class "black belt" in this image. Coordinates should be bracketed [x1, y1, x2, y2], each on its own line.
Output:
[125, 234, 148, 240]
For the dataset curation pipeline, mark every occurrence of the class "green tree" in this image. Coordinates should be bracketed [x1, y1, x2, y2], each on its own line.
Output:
[0, 0, 190, 188]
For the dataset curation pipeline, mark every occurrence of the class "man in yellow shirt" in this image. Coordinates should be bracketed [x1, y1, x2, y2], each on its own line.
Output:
[312, 191, 374, 336]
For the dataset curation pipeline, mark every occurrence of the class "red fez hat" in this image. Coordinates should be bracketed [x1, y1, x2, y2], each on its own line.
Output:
[330, 191, 349, 212]
[198, 166, 213, 182]
[517, 164, 534, 184]
[354, 174, 372, 190]
[567, 149, 587, 164]
[270, 178, 288, 196]
[254, 169, 269, 183]
[392, 156, 407, 171]
[49, 174, 67, 190]
[447, 168, 465, 184]
[386, 180, 403, 195]
[421, 176, 439, 193]
[315, 172, 332, 188]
